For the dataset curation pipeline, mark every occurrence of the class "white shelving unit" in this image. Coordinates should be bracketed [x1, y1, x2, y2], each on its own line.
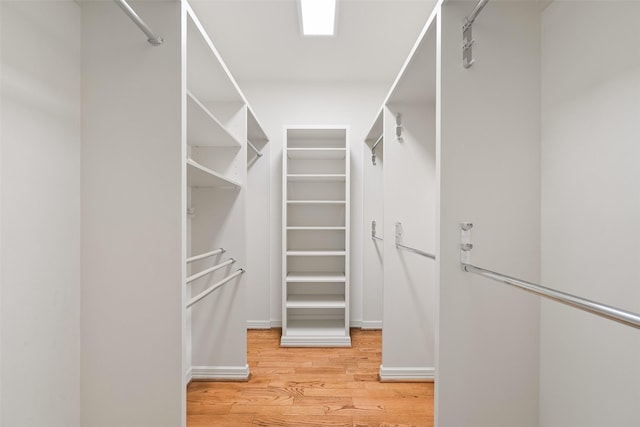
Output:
[282, 127, 350, 347]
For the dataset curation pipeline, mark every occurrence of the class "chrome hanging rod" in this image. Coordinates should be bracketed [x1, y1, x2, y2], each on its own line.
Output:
[462, 263, 640, 329]
[114, 0, 164, 46]
[396, 243, 435, 260]
[186, 248, 225, 264]
[394, 222, 435, 259]
[371, 134, 383, 152]
[186, 259, 235, 284]
[247, 140, 263, 157]
[462, 0, 490, 68]
[459, 222, 640, 329]
[465, 0, 490, 26]
[371, 221, 383, 241]
[187, 269, 245, 308]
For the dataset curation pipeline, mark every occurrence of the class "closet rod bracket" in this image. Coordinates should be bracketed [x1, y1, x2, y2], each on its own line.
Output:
[460, 222, 474, 267]
[462, 0, 490, 68]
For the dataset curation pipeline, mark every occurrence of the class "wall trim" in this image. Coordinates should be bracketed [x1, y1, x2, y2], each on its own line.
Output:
[360, 320, 383, 330]
[379, 365, 435, 382]
[247, 320, 272, 329]
[190, 365, 250, 382]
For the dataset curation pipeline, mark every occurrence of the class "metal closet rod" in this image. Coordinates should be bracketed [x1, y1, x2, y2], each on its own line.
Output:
[462, 263, 640, 330]
[247, 140, 264, 157]
[396, 243, 435, 260]
[371, 134, 383, 152]
[186, 259, 235, 284]
[465, 0, 490, 25]
[187, 269, 245, 308]
[186, 248, 225, 264]
[114, 0, 164, 46]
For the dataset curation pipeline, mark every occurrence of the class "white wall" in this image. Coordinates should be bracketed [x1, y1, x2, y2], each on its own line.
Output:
[437, 2, 541, 426]
[81, 2, 184, 426]
[380, 102, 437, 380]
[242, 82, 386, 328]
[246, 130, 271, 328]
[1, 2, 81, 426]
[189, 103, 248, 378]
[540, 2, 640, 426]
[362, 118, 384, 329]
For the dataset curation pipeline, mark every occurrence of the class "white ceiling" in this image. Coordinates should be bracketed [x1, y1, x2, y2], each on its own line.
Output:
[189, 0, 436, 84]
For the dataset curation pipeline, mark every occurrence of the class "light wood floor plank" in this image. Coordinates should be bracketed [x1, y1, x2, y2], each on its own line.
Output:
[187, 329, 434, 426]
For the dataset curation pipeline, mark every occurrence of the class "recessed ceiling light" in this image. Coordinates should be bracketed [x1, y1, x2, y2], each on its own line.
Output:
[300, 0, 337, 36]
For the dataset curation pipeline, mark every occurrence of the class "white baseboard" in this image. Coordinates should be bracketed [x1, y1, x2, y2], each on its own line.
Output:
[185, 368, 193, 384]
[379, 365, 435, 382]
[350, 320, 362, 328]
[360, 320, 382, 330]
[247, 320, 272, 329]
[270, 320, 282, 328]
[190, 365, 250, 381]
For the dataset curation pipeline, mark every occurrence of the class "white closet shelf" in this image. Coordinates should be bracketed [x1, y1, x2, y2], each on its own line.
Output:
[286, 226, 346, 231]
[286, 250, 346, 257]
[186, 4, 245, 104]
[284, 319, 348, 336]
[286, 294, 345, 309]
[187, 91, 242, 148]
[287, 174, 346, 182]
[247, 106, 269, 143]
[287, 148, 347, 159]
[286, 272, 346, 282]
[186, 158, 240, 188]
[286, 200, 346, 205]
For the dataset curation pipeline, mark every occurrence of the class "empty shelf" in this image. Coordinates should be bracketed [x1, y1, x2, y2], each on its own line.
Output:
[287, 226, 346, 231]
[284, 319, 348, 336]
[187, 91, 242, 147]
[287, 174, 346, 182]
[286, 272, 346, 282]
[287, 148, 347, 159]
[186, 158, 240, 188]
[286, 294, 346, 309]
[286, 251, 346, 256]
[287, 200, 346, 205]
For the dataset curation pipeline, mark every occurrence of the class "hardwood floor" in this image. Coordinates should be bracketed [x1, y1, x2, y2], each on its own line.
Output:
[187, 328, 434, 426]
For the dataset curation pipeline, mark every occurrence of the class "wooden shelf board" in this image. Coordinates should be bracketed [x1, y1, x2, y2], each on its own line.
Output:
[287, 226, 346, 231]
[186, 6, 245, 104]
[287, 148, 346, 159]
[186, 92, 241, 147]
[284, 319, 348, 337]
[186, 158, 240, 188]
[287, 174, 346, 182]
[286, 294, 346, 309]
[286, 272, 346, 282]
[286, 250, 346, 257]
[287, 200, 346, 205]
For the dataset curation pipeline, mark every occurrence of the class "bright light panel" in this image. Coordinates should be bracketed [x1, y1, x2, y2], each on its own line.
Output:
[300, 0, 337, 36]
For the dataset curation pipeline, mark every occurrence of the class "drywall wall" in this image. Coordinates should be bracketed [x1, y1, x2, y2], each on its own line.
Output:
[540, 2, 640, 426]
[242, 82, 386, 328]
[1, 2, 81, 426]
[246, 129, 271, 328]
[81, 2, 184, 426]
[438, 2, 541, 426]
[380, 102, 437, 380]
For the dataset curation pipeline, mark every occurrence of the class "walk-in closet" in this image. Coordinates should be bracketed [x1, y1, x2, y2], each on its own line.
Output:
[1, 0, 638, 426]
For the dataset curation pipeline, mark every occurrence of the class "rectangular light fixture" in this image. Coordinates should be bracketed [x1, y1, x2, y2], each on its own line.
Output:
[300, 0, 337, 36]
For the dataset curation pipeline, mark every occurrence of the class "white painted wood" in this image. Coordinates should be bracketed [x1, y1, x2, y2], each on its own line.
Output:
[286, 272, 346, 282]
[186, 91, 242, 147]
[81, 2, 184, 426]
[286, 294, 346, 309]
[287, 148, 347, 159]
[186, 158, 241, 188]
[286, 174, 346, 182]
[282, 126, 350, 347]
[379, 366, 435, 382]
[287, 200, 345, 205]
[185, 3, 245, 104]
[540, 3, 640, 426]
[438, 2, 541, 426]
[286, 250, 346, 257]
[247, 106, 269, 143]
[190, 364, 250, 381]
[2, 3, 81, 425]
